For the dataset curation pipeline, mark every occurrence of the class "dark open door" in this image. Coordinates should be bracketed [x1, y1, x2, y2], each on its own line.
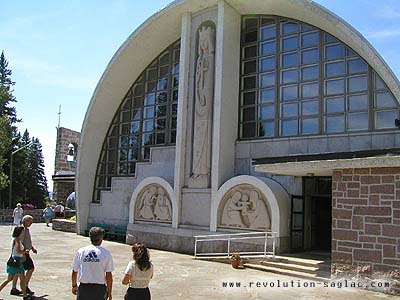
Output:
[290, 195, 304, 252]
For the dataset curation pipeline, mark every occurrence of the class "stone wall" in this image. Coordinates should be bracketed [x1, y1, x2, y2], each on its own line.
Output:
[53, 181, 74, 204]
[332, 167, 400, 289]
[0, 209, 75, 223]
[52, 219, 76, 233]
[54, 127, 80, 173]
[53, 127, 80, 203]
[0, 209, 46, 223]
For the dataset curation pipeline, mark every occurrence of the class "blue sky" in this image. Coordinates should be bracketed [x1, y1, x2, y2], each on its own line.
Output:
[1, 0, 400, 191]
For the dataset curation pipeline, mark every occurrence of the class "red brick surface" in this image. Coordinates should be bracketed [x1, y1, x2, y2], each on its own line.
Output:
[332, 168, 400, 274]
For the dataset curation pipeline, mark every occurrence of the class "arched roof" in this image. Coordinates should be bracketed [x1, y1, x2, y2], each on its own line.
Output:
[76, 0, 400, 233]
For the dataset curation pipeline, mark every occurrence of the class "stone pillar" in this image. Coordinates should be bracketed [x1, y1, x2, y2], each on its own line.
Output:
[210, 1, 241, 230]
[211, 2, 240, 190]
[173, 12, 192, 228]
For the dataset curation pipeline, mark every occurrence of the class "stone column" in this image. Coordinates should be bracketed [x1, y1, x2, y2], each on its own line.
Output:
[210, 1, 241, 230]
[173, 12, 192, 228]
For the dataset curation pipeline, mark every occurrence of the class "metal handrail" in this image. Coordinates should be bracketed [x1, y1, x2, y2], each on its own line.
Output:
[194, 231, 277, 259]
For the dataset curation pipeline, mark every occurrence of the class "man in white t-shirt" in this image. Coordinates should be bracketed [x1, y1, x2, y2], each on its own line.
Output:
[13, 203, 23, 225]
[71, 227, 114, 300]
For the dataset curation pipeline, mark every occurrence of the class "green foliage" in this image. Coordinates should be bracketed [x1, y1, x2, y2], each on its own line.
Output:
[0, 51, 48, 208]
[0, 51, 18, 125]
[0, 116, 11, 189]
[25, 137, 49, 208]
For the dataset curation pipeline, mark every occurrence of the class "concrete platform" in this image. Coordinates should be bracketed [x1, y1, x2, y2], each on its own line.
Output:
[0, 224, 398, 299]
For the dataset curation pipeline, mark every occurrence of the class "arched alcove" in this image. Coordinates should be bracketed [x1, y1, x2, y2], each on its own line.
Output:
[129, 177, 177, 228]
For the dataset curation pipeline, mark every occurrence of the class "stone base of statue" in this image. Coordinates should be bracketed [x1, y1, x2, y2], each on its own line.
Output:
[188, 173, 210, 188]
[181, 188, 212, 227]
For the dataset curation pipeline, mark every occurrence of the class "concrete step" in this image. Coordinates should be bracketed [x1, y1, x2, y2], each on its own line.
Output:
[195, 255, 332, 280]
[244, 263, 330, 282]
[264, 255, 326, 268]
[260, 261, 319, 274]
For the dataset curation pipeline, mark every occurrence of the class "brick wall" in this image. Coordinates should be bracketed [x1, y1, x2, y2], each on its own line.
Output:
[332, 167, 400, 282]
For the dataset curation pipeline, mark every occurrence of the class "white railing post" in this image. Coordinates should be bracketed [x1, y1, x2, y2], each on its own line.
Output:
[264, 232, 268, 257]
[227, 235, 231, 257]
[272, 232, 276, 258]
[194, 236, 198, 258]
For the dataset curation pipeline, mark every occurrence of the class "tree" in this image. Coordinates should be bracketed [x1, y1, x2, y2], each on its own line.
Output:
[0, 51, 18, 125]
[25, 137, 48, 208]
[0, 115, 10, 189]
[13, 130, 30, 202]
[0, 51, 49, 208]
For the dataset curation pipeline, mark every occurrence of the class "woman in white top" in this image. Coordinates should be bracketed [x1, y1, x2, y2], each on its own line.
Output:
[0, 226, 32, 300]
[122, 243, 153, 300]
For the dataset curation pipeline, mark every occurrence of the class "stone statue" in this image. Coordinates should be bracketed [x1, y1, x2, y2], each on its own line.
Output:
[154, 187, 172, 221]
[222, 191, 243, 226]
[220, 186, 271, 230]
[136, 185, 172, 222]
[139, 187, 157, 219]
[191, 25, 215, 186]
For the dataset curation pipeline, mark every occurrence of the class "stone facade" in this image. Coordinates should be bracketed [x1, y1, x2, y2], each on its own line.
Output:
[332, 167, 400, 282]
[54, 127, 80, 173]
[53, 181, 75, 205]
[53, 127, 80, 203]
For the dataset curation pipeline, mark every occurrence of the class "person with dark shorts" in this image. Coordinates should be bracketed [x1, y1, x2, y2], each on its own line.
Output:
[71, 227, 114, 300]
[11, 215, 37, 296]
[122, 243, 153, 300]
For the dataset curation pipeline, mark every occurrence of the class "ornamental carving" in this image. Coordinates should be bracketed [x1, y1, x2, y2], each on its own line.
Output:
[219, 185, 271, 230]
[135, 185, 172, 223]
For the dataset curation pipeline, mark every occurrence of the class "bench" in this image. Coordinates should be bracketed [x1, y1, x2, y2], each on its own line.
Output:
[85, 223, 127, 242]
[85, 223, 110, 236]
[108, 225, 127, 241]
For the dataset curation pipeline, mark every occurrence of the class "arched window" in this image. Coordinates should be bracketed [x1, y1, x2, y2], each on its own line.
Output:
[239, 16, 399, 139]
[93, 41, 180, 202]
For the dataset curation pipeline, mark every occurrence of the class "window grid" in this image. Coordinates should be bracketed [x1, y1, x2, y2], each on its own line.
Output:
[239, 16, 399, 139]
[373, 72, 399, 129]
[93, 41, 180, 203]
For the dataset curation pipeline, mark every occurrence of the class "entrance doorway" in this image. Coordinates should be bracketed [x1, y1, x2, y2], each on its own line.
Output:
[291, 177, 332, 252]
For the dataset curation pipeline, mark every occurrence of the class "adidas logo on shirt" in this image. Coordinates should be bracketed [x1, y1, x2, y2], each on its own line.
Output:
[83, 251, 100, 263]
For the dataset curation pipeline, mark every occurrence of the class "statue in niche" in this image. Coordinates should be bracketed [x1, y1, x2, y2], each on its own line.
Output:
[220, 187, 271, 230]
[137, 185, 172, 222]
[191, 25, 215, 185]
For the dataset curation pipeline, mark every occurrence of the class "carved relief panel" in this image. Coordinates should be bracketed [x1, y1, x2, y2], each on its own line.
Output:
[189, 23, 216, 188]
[219, 185, 271, 230]
[135, 185, 172, 223]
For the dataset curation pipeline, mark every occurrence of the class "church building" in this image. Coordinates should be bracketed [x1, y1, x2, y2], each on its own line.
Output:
[76, 0, 400, 281]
